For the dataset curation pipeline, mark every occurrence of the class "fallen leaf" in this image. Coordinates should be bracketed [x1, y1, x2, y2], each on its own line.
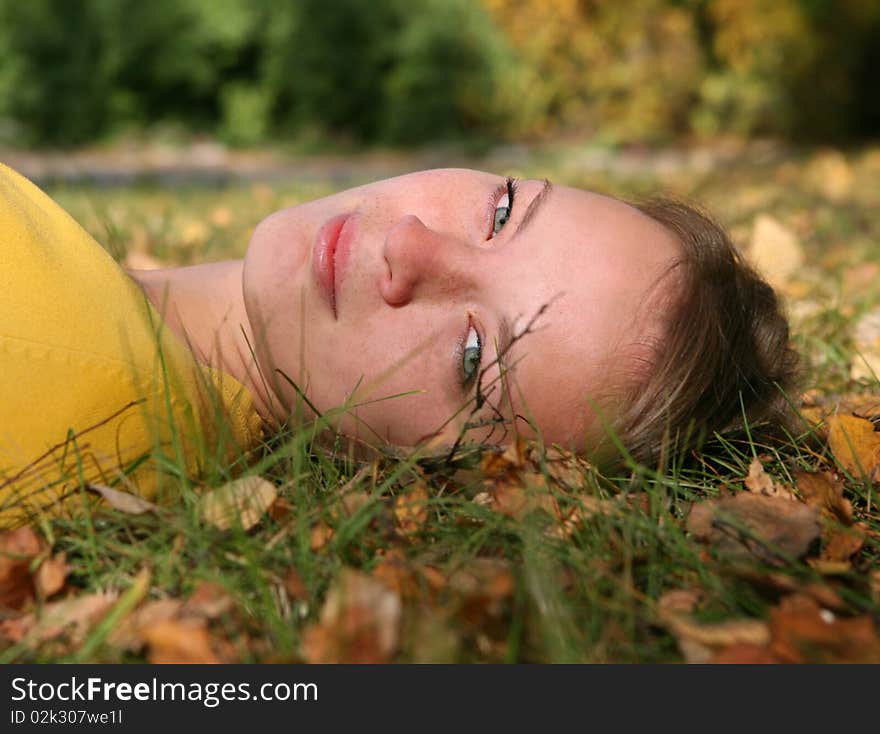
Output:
[806, 150, 854, 201]
[0, 526, 44, 610]
[711, 643, 780, 663]
[730, 566, 847, 611]
[35, 553, 69, 599]
[851, 307, 880, 381]
[744, 458, 796, 500]
[394, 482, 429, 537]
[657, 589, 702, 617]
[141, 619, 220, 664]
[807, 559, 852, 575]
[301, 568, 401, 663]
[794, 470, 852, 524]
[822, 522, 867, 563]
[108, 599, 183, 649]
[687, 493, 821, 564]
[284, 569, 307, 600]
[844, 262, 880, 294]
[747, 214, 804, 287]
[182, 581, 235, 619]
[826, 414, 880, 480]
[447, 558, 515, 630]
[267, 496, 294, 522]
[199, 476, 277, 531]
[309, 521, 334, 551]
[0, 592, 117, 645]
[480, 436, 529, 478]
[543, 446, 594, 491]
[659, 611, 771, 664]
[87, 483, 160, 515]
[769, 594, 880, 663]
[487, 472, 556, 520]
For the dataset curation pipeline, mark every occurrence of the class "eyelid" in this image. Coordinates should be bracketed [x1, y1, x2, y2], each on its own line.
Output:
[484, 177, 517, 240]
[453, 313, 484, 390]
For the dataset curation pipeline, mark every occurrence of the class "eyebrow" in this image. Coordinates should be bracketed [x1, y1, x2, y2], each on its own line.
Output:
[511, 178, 553, 243]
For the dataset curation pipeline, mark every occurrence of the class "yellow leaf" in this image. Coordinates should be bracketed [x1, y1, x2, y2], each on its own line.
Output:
[35, 553, 68, 599]
[747, 214, 804, 287]
[826, 415, 880, 479]
[199, 476, 277, 531]
[394, 482, 429, 537]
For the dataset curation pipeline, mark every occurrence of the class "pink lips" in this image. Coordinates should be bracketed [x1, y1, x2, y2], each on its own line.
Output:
[312, 213, 354, 318]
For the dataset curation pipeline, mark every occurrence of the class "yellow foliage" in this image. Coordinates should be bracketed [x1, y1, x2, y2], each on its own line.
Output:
[481, 0, 703, 141]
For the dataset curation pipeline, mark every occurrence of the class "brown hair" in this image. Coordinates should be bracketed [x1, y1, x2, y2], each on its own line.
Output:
[604, 198, 800, 467]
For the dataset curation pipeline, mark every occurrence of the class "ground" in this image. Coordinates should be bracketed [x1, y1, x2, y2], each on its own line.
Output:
[1, 139, 879, 663]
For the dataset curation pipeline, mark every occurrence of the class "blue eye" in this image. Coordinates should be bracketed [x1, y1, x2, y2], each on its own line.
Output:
[462, 325, 482, 386]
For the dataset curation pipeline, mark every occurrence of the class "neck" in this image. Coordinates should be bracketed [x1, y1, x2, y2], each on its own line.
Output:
[127, 260, 281, 426]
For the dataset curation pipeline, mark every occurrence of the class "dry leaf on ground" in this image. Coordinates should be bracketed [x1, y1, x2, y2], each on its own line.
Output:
[826, 414, 880, 480]
[394, 482, 429, 537]
[0, 592, 117, 646]
[687, 493, 821, 564]
[301, 568, 401, 663]
[744, 458, 796, 500]
[794, 470, 852, 524]
[309, 521, 334, 551]
[0, 526, 44, 610]
[661, 614, 771, 664]
[822, 523, 868, 563]
[769, 594, 880, 663]
[35, 553, 69, 599]
[199, 476, 277, 531]
[747, 214, 804, 287]
[850, 306, 880, 381]
[87, 483, 160, 515]
[108, 599, 183, 649]
[284, 569, 307, 600]
[182, 581, 235, 619]
[141, 618, 221, 664]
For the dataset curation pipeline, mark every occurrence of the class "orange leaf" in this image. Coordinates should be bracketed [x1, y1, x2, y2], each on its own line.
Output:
[142, 619, 220, 664]
[1, 593, 117, 646]
[794, 470, 852, 524]
[826, 414, 880, 480]
[769, 594, 880, 663]
[0, 526, 44, 610]
[309, 521, 334, 551]
[821, 522, 868, 562]
[394, 482, 429, 537]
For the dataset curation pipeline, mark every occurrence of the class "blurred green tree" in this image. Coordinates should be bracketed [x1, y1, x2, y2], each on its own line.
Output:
[0, 0, 110, 146]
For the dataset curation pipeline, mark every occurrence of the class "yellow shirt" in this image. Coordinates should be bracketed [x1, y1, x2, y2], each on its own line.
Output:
[0, 163, 262, 526]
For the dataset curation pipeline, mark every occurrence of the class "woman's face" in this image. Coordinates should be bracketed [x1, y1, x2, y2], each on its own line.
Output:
[243, 168, 680, 452]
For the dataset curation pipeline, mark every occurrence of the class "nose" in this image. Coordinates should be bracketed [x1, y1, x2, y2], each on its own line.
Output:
[379, 214, 473, 306]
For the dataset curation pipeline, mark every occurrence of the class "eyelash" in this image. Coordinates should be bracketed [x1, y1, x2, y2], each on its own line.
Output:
[454, 314, 483, 390]
[485, 176, 518, 239]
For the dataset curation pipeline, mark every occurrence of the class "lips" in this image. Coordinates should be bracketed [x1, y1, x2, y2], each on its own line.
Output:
[312, 213, 354, 318]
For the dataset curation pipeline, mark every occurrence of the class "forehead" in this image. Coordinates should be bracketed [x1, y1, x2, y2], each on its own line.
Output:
[490, 185, 681, 448]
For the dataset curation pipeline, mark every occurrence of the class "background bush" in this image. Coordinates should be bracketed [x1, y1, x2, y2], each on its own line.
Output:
[0, 0, 877, 148]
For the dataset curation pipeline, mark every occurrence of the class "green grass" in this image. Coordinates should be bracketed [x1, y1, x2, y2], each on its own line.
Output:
[4, 142, 880, 663]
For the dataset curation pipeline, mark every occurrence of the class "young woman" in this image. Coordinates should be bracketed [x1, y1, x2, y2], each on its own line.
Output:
[0, 163, 797, 525]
